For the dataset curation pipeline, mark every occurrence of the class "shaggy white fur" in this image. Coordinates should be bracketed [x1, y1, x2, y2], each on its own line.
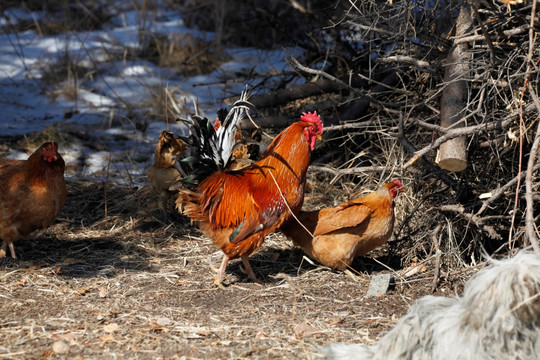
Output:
[323, 251, 540, 360]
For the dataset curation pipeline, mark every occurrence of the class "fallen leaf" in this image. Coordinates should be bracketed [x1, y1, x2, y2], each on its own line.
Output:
[294, 321, 318, 338]
[98, 287, 107, 298]
[12, 278, 27, 286]
[76, 288, 91, 296]
[255, 330, 267, 339]
[156, 317, 172, 326]
[103, 323, 119, 333]
[52, 340, 69, 355]
[100, 334, 115, 343]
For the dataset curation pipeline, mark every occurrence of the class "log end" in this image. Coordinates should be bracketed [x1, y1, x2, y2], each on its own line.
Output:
[436, 154, 468, 172]
[436, 137, 468, 172]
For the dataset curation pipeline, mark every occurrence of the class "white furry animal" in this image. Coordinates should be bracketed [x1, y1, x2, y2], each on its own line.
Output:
[323, 251, 540, 360]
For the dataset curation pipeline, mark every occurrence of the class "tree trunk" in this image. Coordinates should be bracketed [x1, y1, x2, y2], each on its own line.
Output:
[436, 4, 472, 172]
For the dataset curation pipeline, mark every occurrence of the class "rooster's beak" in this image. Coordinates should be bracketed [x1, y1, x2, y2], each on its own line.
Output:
[316, 135, 322, 141]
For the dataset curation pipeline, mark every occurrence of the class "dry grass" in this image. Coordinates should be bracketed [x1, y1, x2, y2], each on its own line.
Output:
[137, 33, 229, 76]
[2, 0, 110, 35]
[0, 178, 458, 359]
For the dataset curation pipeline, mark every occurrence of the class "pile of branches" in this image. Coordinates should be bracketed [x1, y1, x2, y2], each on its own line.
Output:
[184, 0, 539, 271]
[297, 0, 540, 269]
[237, 1, 539, 271]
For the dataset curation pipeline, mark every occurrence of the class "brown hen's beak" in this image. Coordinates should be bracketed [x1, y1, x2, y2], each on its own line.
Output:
[317, 135, 322, 141]
[399, 187, 407, 193]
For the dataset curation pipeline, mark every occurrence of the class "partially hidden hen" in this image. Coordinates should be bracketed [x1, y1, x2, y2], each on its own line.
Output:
[148, 129, 186, 211]
[176, 97, 324, 284]
[280, 180, 405, 270]
[0, 142, 67, 259]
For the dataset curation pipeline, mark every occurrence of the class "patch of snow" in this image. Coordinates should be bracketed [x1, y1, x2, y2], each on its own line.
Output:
[0, 4, 304, 186]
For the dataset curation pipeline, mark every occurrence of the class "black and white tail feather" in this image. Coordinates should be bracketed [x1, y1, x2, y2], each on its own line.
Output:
[173, 88, 255, 188]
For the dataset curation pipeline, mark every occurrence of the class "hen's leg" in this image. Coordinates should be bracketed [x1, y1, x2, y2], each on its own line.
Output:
[240, 255, 261, 283]
[214, 255, 229, 286]
[1, 240, 16, 259]
[0, 240, 6, 258]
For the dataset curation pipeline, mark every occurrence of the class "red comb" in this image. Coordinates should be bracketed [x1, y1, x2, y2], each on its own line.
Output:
[300, 111, 323, 135]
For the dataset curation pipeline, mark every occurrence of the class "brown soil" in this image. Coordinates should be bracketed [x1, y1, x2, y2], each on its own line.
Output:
[0, 179, 462, 359]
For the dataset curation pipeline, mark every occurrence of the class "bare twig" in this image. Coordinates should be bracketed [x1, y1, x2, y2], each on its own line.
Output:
[323, 119, 397, 131]
[476, 164, 540, 216]
[398, 113, 457, 189]
[402, 105, 536, 170]
[288, 56, 381, 106]
[310, 165, 388, 176]
[435, 204, 502, 240]
[375, 55, 432, 70]
[468, 1, 495, 65]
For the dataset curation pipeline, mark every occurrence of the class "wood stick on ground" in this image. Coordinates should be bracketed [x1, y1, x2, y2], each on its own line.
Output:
[375, 55, 432, 70]
[288, 56, 380, 106]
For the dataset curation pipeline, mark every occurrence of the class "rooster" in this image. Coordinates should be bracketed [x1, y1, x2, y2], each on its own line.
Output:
[176, 99, 323, 284]
[148, 129, 186, 212]
[280, 180, 405, 270]
[0, 142, 67, 259]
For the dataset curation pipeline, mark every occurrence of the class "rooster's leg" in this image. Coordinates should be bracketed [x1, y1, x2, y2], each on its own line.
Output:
[8, 241, 17, 259]
[240, 255, 261, 283]
[214, 255, 229, 286]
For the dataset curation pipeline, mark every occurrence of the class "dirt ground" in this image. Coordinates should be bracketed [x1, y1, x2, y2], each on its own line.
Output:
[0, 178, 467, 360]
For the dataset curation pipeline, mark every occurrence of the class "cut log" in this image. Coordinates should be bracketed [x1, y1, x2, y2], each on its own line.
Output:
[225, 79, 353, 109]
[436, 4, 472, 172]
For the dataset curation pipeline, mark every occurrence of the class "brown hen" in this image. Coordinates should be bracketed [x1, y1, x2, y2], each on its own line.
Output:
[147, 130, 186, 211]
[0, 142, 67, 259]
[280, 180, 405, 270]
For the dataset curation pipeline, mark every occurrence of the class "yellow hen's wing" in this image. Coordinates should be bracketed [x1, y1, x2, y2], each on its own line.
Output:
[312, 200, 373, 236]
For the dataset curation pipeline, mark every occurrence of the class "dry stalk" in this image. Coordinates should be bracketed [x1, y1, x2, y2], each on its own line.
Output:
[524, 92, 540, 253]
[430, 224, 443, 292]
[523, 0, 540, 253]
